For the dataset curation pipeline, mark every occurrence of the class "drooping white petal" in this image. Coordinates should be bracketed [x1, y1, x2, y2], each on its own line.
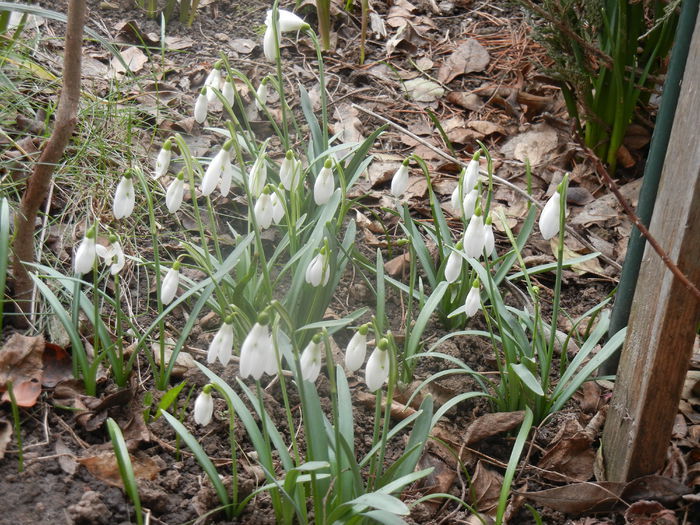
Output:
[74, 235, 96, 275]
[108, 242, 125, 275]
[539, 190, 562, 240]
[207, 322, 234, 366]
[279, 153, 296, 191]
[254, 193, 274, 229]
[201, 149, 227, 196]
[161, 266, 180, 305]
[222, 79, 235, 107]
[444, 250, 462, 283]
[365, 348, 389, 392]
[263, 25, 278, 62]
[462, 189, 478, 219]
[219, 162, 239, 197]
[345, 331, 367, 372]
[166, 177, 185, 213]
[464, 285, 481, 317]
[271, 192, 285, 224]
[155, 145, 172, 179]
[113, 176, 135, 219]
[464, 158, 480, 191]
[194, 90, 208, 124]
[239, 323, 272, 380]
[269, 9, 308, 32]
[255, 82, 268, 111]
[193, 391, 214, 426]
[483, 222, 495, 257]
[314, 166, 334, 205]
[300, 340, 323, 383]
[249, 154, 267, 197]
[463, 214, 485, 258]
[390, 162, 409, 197]
[305, 252, 329, 287]
[205, 69, 222, 103]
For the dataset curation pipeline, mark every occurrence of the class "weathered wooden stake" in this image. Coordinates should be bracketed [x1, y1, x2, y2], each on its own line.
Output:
[602, 14, 700, 482]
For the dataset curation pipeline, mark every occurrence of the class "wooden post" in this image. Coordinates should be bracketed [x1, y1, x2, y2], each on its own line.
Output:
[602, 13, 700, 482]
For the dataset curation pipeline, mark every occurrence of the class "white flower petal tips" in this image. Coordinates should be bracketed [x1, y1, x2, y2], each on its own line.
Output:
[207, 321, 234, 366]
[539, 190, 562, 240]
[113, 175, 135, 220]
[305, 251, 330, 287]
[74, 227, 97, 275]
[266, 9, 308, 32]
[194, 389, 214, 426]
[464, 282, 481, 318]
[390, 161, 410, 197]
[463, 212, 485, 258]
[365, 347, 389, 392]
[166, 174, 185, 213]
[239, 322, 275, 380]
[161, 265, 180, 305]
[444, 249, 462, 283]
[155, 139, 172, 179]
[300, 338, 323, 383]
[254, 192, 274, 229]
[201, 148, 229, 196]
[194, 88, 208, 124]
[314, 161, 334, 205]
[345, 329, 368, 372]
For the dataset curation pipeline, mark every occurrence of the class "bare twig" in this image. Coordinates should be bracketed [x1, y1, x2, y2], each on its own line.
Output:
[11, 0, 86, 324]
[582, 144, 700, 301]
[353, 104, 622, 271]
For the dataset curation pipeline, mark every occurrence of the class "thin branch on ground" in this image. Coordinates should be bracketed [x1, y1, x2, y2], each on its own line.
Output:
[353, 104, 622, 271]
[11, 0, 86, 324]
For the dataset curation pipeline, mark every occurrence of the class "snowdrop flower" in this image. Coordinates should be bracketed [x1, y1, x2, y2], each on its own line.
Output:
[345, 324, 369, 372]
[207, 317, 235, 366]
[222, 75, 235, 107]
[365, 338, 390, 392]
[160, 261, 180, 305]
[220, 161, 240, 197]
[254, 189, 274, 229]
[463, 207, 485, 258]
[95, 234, 125, 275]
[194, 385, 214, 426]
[305, 247, 330, 287]
[270, 191, 285, 224]
[444, 242, 463, 284]
[300, 334, 324, 383]
[194, 87, 208, 124]
[390, 159, 410, 197]
[154, 138, 172, 179]
[113, 172, 135, 220]
[166, 171, 185, 213]
[255, 79, 268, 111]
[539, 189, 563, 240]
[314, 159, 334, 205]
[74, 225, 97, 275]
[462, 188, 478, 219]
[201, 140, 233, 196]
[464, 280, 481, 317]
[249, 151, 267, 197]
[204, 65, 223, 103]
[279, 150, 300, 191]
[263, 25, 278, 61]
[483, 215, 495, 257]
[463, 152, 481, 192]
[266, 9, 309, 32]
[239, 317, 276, 380]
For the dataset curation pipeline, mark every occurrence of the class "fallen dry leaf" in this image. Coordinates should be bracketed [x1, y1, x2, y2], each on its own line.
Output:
[500, 124, 558, 166]
[403, 78, 444, 103]
[537, 419, 596, 482]
[519, 481, 623, 513]
[384, 252, 411, 276]
[333, 103, 364, 145]
[464, 411, 525, 445]
[624, 500, 677, 524]
[55, 437, 78, 475]
[109, 46, 148, 75]
[42, 342, 73, 387]
[447, 91, 485, 111]
[78, 450, 161, 488]
[386, 21, 424, 55]
[0, 333, 44, 407]
[470, 460, 503, 512]
[438, 39, 490, 84]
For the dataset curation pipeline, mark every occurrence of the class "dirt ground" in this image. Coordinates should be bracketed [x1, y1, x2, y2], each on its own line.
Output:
[1, 0, 698, 524]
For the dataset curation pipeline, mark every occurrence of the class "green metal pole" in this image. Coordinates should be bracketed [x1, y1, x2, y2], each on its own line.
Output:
[603, 0, 700, 375]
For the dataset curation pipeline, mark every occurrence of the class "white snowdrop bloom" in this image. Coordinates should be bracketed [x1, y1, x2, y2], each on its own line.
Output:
[390, 160, 410, 197]
[201, 147, 229, 196]
[95, 237, 125, 275]
[166, 172, 185, 213]
[263, 25, 278, 61]
[365, 345, 389, 392]
[300, 337, 323, 383]
[462, 189, 478, 219]
[249, 152, 267, 197]
[160, 263, 180, 305]
[194, 88, 208, 124]
[463, 210, 485, 258]
[239, 322, 274, 380]
[279, 151, 297, 191]
[254, 192, 274, 229]
[444, 248, 463, 284]
[207, 321, 235, 366]
[113, 174, 135, 220]
[204, 67, 223, 104]
[464, 281, 481, 317]
[314, 160, 334, 205]
[305, 250, 330, 287]
[74, 226, 97, 275]
[483, 216, 495, 257]
[539, 190, 562, 240]
[193, 389, 214, 426]
[345, 327, 368, 373]
[451, 184, 463, 217]
[266, 9, 308, 32]
[270, 192, 285, 224]
[222, 77, 235, 107]
[255, 80, 268, 111]
[463, 156, 480, 191]
[219, 162, 240, 197]
[154, 139, 172, 179]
